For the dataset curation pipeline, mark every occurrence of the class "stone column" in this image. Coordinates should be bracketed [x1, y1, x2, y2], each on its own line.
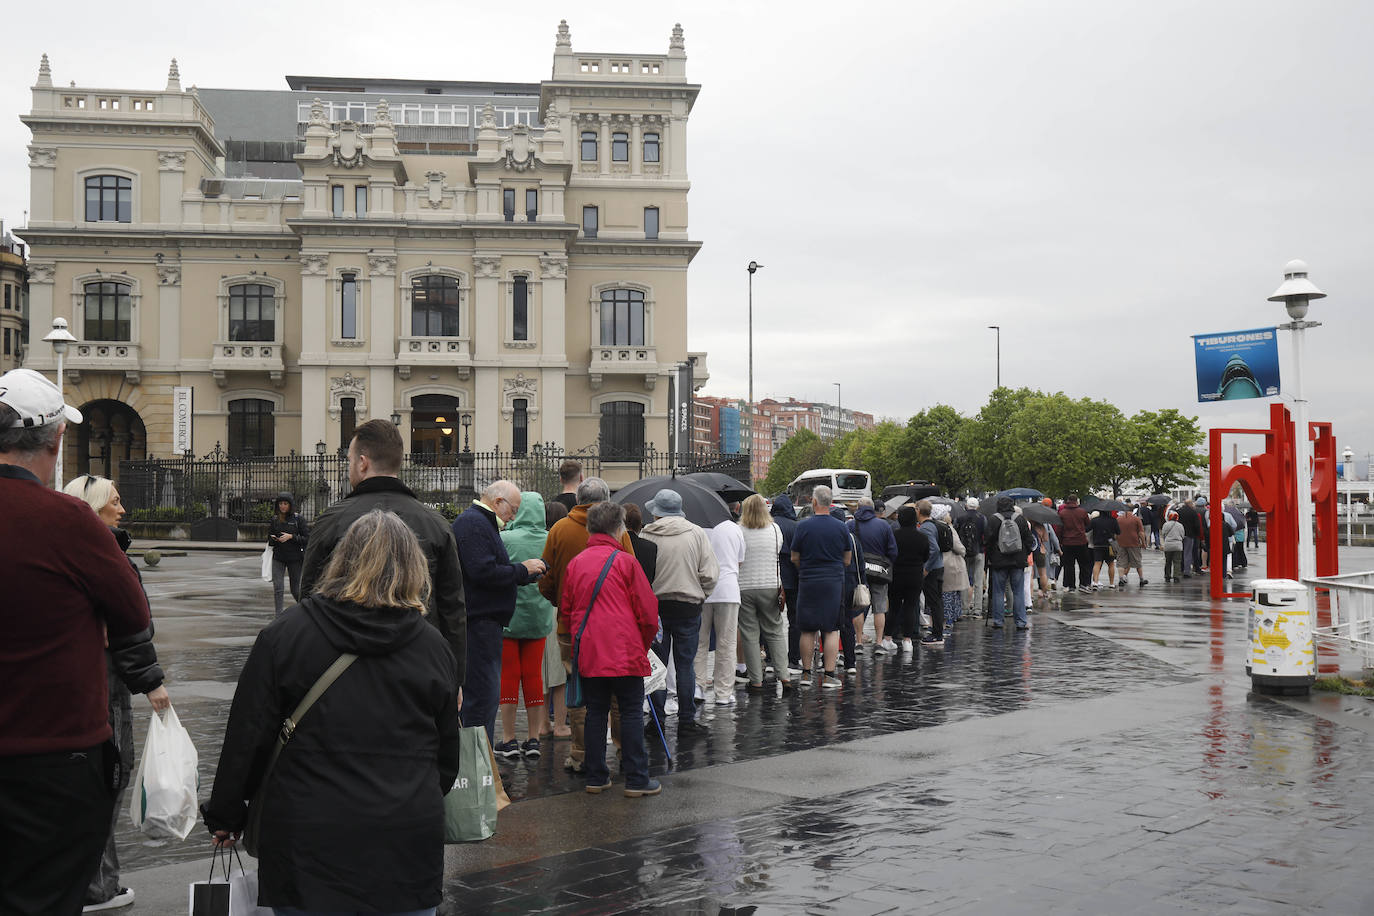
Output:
[156, 262, 181, 367]
[599, 116, 610, 177]
[472, 255, 502, 450]
[367, 253, 396, 429]
[630, 115, 643, 177]
[157, 151, 186, 228]
[23, 262, 56, 371]
[27, 148, 57, 225]
[539, 254, 569, 446]
[298, 253, 330, 451]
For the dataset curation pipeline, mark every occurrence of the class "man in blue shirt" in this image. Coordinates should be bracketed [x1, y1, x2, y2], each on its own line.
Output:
[916, 500, 945, 645]
[789, 486, 853, 689]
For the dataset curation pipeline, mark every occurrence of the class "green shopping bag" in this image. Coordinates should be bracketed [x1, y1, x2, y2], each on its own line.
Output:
[443, 726, 500, 843]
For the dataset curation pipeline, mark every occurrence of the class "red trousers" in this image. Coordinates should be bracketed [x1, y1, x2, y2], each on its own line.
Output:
[500, 637, 546, 707]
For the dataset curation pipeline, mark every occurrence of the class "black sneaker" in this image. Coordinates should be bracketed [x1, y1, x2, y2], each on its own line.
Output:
[520, 738, 541, 758]
[495, 739, 521, 760]
[678, 719, 710, 736]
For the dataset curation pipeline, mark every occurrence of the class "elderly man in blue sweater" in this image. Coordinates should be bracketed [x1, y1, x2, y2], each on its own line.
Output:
[452, 481, 548, 741]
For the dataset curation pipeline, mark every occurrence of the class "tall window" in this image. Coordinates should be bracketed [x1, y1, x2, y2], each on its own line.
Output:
[83, 281, 132, 341]
[228, 283, 275, 342]
[332, 185, 344, 218]
[411, 275, 461, 336]
[340, 273, 357, 339]
[580, 130, 598, 161]
[611, 131, 628, 162]
[583, 205, 598, 239]
[340, 397, 356, 446]
[525, 188, 538, 222]
[3, 285, 11, 309]
[512, 276, 529, 341]
[3, 329, 10, 355]
[85, 175, 131, 222]
[644, 207, 659, 240]
[227, 399, 274, 458]
[599, 289, 646, 346]
[503, 188, 515, 222]
[600, 401, 644, 459]
[355, 185, 367, 218]
[643, 132, 660, 163]
[512, 398, 528, 456]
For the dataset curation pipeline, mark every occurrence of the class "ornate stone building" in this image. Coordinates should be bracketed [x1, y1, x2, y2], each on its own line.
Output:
[19, 22, 707, 482]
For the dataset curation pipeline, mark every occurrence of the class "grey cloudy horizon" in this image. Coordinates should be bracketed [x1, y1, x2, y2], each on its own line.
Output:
[3, 0, 1371, 461]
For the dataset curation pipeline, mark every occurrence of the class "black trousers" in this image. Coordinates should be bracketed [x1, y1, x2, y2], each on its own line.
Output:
[889, 572, 924, 640]
[784, 587, 800, 666]
[922, 569, 945, 640]
[1061, 544, 1093, 589]
[0, 746, 115, 916]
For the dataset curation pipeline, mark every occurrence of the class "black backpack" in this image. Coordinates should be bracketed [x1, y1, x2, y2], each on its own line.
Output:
[934, 520, 954, 553]
[956, 515, 981, 556]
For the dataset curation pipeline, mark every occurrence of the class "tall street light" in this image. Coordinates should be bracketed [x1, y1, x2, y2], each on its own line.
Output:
[987, 325, 1001, 389]
[42, 316, 77, 488]
[747, 261, 763, 461]
[1268, 259, 1325, 585]
[833, 382, 841, 437]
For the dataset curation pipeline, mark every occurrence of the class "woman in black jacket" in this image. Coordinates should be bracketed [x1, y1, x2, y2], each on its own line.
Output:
[889, 505, 931, 654]
[267, 491, 309, 615]
[205, 509, 461, 914]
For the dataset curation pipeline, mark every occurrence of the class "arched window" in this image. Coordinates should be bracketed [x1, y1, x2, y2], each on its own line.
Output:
[340, 273, 358, 339]
[512, 398, 528, 456]
[83, 281, 132, 341]
[228, 283, 275, 342]
[411, 275, 461, 337]
[600, 401, 644, 459]
[599, 289, 645, 346]
[85, 175, 131, 222]
[227, 399, 274, 458]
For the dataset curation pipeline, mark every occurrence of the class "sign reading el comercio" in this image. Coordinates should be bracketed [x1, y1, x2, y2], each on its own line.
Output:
[172, 386, 194, 454]
[1192, 327, 1281, 403]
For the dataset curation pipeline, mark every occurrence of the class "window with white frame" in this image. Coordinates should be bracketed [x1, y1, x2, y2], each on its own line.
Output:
[599, 289, 645, 346]
[512, 276, 529, 341]
[83, 281, 132, 341]
[411, 275, 462, 337]
[340, 273, 359, 339]
[228, 283, 275, 342]
[85, 176, 131, 223]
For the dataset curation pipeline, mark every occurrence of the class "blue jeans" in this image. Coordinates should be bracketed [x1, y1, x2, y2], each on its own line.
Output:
[988, 566, 1027, 627]
[462, 617, 503, 744]
[651, 613, 701, 723]
[274, 909, 436, 916]
[584, 675, 649, 787]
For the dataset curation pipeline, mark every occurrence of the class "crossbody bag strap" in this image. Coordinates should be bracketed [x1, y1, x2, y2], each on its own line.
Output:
[262, 652, 359, 777]
[572, 552, 619, 665]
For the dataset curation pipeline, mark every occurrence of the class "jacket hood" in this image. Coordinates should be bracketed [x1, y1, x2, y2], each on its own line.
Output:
[997, 496, 1015, 513]
[508, 491, 546, 533]
[642, 515, 700, 538]
[770, 495, 797, 520]
[275, 491, 295, 511]
[299, 593, 431, 657]
[853, 506, 877, 522]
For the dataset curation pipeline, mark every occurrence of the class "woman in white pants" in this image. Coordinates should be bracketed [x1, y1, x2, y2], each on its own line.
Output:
[696, 518, 745, 705]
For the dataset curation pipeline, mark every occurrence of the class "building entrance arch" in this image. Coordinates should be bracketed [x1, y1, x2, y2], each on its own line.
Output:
[73, 398, 147, 482]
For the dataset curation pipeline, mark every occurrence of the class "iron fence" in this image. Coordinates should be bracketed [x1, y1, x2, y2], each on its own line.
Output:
[119, 443, 750, 526]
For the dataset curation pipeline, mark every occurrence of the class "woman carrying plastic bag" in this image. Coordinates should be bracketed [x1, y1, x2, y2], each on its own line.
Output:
[129, 704, 198, 841]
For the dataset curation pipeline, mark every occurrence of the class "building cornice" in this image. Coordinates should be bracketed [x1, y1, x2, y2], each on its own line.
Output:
[570, 238, 702, 261]
[20, 116, 223, 162]
[18, 229, 301, 251]
[540, 82, 701, 112]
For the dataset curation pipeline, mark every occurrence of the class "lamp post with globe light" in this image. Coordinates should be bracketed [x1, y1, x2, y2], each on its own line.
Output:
[41, 317, 77, 488]
[1268, 259, 1325, 585]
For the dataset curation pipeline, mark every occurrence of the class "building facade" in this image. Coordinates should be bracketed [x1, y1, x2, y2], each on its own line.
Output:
[0, 227, 26, 373]
[19, 22, 706, 484]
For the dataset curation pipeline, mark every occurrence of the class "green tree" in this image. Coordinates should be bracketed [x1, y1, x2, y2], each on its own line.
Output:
[959, 387, 1037, 491]
[761, 428, 827, 495]
[998, 393, 1131, 497]
[901, 405, 973, 495]
[1130, 409, 1204, 493]
[856, 421, 910, 491]
[822, 428, 869, 470]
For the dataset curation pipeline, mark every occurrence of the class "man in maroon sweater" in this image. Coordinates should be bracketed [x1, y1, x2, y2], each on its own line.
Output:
[0, 368, 151, 915]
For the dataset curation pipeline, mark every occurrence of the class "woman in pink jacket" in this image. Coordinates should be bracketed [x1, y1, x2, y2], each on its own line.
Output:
[562, 501, 662, 797]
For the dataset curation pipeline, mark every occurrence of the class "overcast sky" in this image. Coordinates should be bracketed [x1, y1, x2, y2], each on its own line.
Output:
[4, 0, 1372, 461]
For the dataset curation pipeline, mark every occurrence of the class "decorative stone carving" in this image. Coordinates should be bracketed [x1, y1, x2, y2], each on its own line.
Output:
[375, 98, 393, 127]
[424, 171, 445, 208]
[300, 254, 329, 276]
[309, 97, 327, 127]
[473, 256, 501, 279]
[501, 373, 539, 421]
[368, 254, 396, 277]
[157, 151, 187, 172]
[539, 255, 568, 280]
[503, 124, 538, 172]
[328, 371, 367, 420]
[28, 262, 56, 284]
[156, 264, 181, 286]
[27, 147, 57, 168]
[670, 23, 685, 50]
[330, 122, 365, 168]
[479, 103, 497, 131]
[37, 54, 52, 88]
[543, 105, 560, 133]
[556, 20, 571, 48]
[333, 339, 367, 348]
[166, 58, 181, 92]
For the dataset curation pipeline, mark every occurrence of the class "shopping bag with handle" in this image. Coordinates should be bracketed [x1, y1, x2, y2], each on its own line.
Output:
[189, 844, 270, 916]
[130, 704, 199, 839]
[260, 546, 272, 582]
[443, 726, 500, 842]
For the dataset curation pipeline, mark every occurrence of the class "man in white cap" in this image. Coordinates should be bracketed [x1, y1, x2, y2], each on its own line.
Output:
[0, 368, 151, 914]
[960, 497, 987, 616]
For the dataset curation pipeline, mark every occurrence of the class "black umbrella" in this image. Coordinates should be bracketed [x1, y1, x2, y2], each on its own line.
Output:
[1146, 493, 1172, 507]
[681, 472, 756, 504]
[980, 500, 1059, 526]
[1082, 496, 1131, 514]
[613, 476, 731, 528]
[996, 487, 1044, 501]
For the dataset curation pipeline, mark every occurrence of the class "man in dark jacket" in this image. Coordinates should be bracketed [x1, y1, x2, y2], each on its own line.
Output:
[1177, 500, 1201, 577]
[451, 480, 547, 742]
[769, 495, 801, 672]
[985, 497, 1035, 630]
[849, 497, 898, 653]
[1057, 495, 1092, 591]
[301, 419, 468, 690]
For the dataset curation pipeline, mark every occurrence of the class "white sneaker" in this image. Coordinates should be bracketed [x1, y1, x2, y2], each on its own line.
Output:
[694, 684, 705, 702]
[665, 696, 679, 716]
[881, 637, 898, 652]
[901, 638, 914, 654]
[84, 889, 134, 912]
[787, 666, 803, 678]
[714, 694, 736, 706]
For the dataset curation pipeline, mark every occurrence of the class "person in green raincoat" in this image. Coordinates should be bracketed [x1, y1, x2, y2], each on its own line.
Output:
[496, 491, 557, 758]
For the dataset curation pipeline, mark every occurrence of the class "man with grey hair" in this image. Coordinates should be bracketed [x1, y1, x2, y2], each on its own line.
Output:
[790, 485, 852, 687]
[540, 476, 636, 771]
[0, 369, 152, 914]
[452, 480, 548, 742]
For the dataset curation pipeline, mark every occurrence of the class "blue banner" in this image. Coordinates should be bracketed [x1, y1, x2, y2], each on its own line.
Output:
[1192, 327, 1280, 403]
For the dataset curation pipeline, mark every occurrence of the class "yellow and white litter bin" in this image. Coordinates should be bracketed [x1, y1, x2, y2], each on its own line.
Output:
[1247, 578, 1315, 695]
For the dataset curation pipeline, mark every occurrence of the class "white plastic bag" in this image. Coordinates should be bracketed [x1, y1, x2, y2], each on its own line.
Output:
[260, 546, 273, 582]
[130, 704, 200, 840]
[645, 648, 667, 695]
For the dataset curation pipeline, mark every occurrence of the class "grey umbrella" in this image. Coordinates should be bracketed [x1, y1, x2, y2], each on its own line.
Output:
[681, 472, 756, 505]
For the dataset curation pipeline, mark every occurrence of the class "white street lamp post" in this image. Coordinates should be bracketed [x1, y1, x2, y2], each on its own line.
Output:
[41, 316, 77, 489]
[1268, 259, 1325, 585]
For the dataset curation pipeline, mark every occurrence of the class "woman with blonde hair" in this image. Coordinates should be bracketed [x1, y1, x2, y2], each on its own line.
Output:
[63, 474, 170, 912]
[736, 494, 794, 693]
[204, 509, 460, 915]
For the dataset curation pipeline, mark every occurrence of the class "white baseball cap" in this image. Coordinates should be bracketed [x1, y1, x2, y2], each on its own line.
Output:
[0, 368, 83, 429]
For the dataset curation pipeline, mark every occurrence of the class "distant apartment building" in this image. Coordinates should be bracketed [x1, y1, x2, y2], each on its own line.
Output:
[0, 227, 27, 372]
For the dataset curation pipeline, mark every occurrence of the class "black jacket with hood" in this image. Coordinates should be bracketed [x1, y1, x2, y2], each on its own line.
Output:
[204, 594, 460, 911]
[770, 495, 800, 590]
[985, 497, 1036, 569]
[300, 476, 467, 683]
[267, 491, 310, 564]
